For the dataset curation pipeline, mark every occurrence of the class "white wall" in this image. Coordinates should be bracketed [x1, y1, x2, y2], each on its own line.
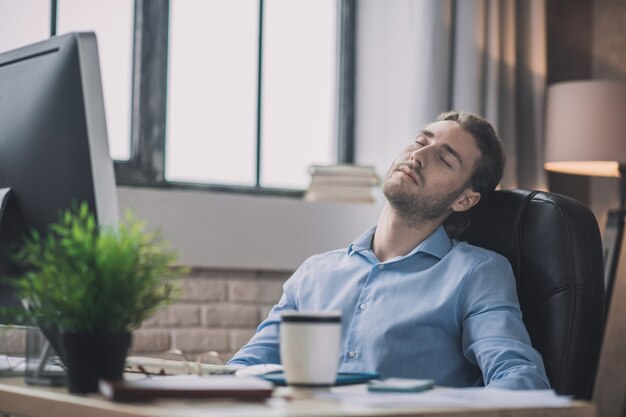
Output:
[355, 0, 452, 176]
[117, 186, 382, 270]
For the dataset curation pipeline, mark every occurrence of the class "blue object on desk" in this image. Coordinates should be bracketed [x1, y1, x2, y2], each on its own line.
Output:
[259, 371, 379, 386]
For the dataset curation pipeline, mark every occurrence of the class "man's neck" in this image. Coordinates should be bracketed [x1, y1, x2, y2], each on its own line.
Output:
[372, 203, 442, 262]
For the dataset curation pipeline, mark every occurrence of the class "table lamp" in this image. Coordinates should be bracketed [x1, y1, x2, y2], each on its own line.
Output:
[544, 80, 626, 311]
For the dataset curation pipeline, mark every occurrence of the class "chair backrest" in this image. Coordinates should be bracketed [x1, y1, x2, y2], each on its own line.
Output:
[458, 189, 604, 399]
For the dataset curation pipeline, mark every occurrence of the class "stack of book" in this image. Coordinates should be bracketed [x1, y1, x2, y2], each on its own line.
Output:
[304, 164, 380, 204]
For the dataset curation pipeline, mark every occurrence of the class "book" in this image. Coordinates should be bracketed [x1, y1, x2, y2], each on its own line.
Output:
[99, 375, 274, 402]
[308, 164, 378, 178]
[304, 190, 376, 204]
[305, 164, 380, 204]
[309, 175, 380, 187]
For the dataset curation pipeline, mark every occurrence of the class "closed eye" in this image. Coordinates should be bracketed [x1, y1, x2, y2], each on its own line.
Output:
[440, 156, 452, 168]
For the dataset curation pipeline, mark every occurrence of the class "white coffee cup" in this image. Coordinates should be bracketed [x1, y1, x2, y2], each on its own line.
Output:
[280, 311, 342, 387]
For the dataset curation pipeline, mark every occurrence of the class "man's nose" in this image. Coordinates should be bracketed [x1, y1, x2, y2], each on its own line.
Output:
[409, 148, 425, 169]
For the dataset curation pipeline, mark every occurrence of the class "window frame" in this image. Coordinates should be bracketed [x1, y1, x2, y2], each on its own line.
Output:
[55, 0, 356, 197]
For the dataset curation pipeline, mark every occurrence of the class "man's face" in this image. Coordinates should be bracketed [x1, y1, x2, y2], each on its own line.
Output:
[382, 120, 482, 225]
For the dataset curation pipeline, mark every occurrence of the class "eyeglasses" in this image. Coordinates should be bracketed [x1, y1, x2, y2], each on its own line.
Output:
[125, 349, 239, 377]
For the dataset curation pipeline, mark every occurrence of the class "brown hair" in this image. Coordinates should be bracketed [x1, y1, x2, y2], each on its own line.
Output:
[437, 111, 505, 238]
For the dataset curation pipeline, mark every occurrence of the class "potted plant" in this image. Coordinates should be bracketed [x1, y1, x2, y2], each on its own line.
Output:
[11, 203, 185, 394]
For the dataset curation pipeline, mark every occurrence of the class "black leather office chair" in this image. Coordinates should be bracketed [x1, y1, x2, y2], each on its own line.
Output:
[458, 189, 605, 399]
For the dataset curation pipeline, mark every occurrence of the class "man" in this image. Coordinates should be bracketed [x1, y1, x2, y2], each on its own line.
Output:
[228, 111, 550, 390]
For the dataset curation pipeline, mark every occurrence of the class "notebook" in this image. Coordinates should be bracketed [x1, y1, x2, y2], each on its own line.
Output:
[259, 371, 380, 386]
[99, 375, 274, 402]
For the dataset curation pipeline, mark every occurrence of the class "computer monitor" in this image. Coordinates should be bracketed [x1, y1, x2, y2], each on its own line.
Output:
[0, 32, 119, 319]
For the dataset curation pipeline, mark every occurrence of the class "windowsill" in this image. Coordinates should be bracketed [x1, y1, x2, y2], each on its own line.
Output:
[117, 185, 383, 270]
[116, 178, 307, 199]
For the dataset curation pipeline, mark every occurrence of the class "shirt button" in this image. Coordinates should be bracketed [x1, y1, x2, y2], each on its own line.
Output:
[359, 304, 367, 310]
[348, 351, 357, 358]
[378, 264, 385, 270]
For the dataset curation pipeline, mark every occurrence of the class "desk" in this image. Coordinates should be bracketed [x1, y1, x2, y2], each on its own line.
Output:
[0, 377, 596, 417]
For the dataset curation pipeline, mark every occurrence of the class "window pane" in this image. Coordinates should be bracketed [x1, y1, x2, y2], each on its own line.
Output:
[0, 0, 50, 54]
[261, 0, 337, 189]
[57, 0, 134, 161]
[166, 0, 259, 186]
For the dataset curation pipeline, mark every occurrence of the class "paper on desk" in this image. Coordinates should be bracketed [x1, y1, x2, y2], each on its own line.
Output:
[316, 385, 573, 408]
[0, 356, 26, 375]
[125, 356, 242, 375]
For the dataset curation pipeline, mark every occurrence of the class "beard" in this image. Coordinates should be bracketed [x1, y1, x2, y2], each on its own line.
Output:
[382, 166, 464, 228]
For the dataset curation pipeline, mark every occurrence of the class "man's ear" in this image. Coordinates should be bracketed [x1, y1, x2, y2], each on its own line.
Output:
[451, 189, 480, 213]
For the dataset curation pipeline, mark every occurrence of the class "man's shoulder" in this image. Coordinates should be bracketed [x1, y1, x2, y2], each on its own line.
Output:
[290, 248, 353, 284]
[451, 241, 519, 304]
[304, 247, 349, 264]
[450, 239, 512, 269]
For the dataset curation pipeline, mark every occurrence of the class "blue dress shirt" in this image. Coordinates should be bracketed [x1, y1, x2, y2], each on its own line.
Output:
[228, 225, 550, 390]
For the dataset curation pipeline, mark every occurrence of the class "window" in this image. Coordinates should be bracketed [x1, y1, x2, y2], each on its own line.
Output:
[0, 0, 50, 54]
[166, 0, 259, 186]
[166, 0, 339, 190]
[56, 0, 134, 161]
[260, 0, 337, 189]
[1, 0, 355, 196]
[0, 0, 133, 161]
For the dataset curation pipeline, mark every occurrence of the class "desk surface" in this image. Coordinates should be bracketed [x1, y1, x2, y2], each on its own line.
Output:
[0, 377, 597, 417]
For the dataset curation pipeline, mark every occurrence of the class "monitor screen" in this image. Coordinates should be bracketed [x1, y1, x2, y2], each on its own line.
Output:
[0, 32, 119, 319]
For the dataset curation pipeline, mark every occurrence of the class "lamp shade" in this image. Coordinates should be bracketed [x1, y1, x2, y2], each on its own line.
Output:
[544, 80, 626, 177]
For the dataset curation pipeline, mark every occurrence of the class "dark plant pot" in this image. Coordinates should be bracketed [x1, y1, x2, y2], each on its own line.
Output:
[59, 332, 132, 394]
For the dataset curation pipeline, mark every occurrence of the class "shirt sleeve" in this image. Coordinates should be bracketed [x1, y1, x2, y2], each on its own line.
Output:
[459, 252, 551, 390]
[226, 261, 305, 366]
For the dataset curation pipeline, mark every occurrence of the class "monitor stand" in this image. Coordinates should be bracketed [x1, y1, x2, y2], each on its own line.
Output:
[24, 328, 66, 386]
[0, 188, 11, 229]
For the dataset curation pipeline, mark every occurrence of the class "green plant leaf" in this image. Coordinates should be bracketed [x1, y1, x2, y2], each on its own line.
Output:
[5, 201, 186, 333]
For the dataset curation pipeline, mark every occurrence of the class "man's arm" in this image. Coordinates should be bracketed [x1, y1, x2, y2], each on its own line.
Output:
[226, 263, 304, 366]
[460, 253, 550, 390]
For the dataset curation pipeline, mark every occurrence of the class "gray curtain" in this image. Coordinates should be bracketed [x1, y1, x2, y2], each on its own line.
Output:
[356, 0, 547, 190]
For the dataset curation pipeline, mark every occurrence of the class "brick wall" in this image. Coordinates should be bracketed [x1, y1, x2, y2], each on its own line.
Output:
[132, 268, 291, 363]
[0, 268, 291, 363]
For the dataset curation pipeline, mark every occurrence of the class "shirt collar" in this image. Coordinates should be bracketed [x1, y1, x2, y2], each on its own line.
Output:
[348, 225, 377, 255]
[347, 224, 451, 260]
